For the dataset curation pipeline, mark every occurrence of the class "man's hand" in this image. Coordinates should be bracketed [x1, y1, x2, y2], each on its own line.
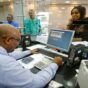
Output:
[54, 56, 62, 65]
[31, 49, 38, 54]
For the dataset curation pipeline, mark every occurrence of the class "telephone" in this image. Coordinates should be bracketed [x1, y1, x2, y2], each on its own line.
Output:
[21, 34, 31, 51]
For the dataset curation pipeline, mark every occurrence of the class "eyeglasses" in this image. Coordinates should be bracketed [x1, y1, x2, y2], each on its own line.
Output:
[10, 37, 21, 42]
[1, 36, 21, 42]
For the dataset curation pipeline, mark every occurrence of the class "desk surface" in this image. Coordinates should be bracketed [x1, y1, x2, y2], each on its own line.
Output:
[18, 44, 81, 88]
[18, 44, 68, 69]
[30, 63, 78, 88]
[72, 41, 88, 46]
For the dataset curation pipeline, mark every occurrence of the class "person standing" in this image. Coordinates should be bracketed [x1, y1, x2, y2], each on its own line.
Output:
[67, 5, 86, 38]
[23, 9, 41, 41]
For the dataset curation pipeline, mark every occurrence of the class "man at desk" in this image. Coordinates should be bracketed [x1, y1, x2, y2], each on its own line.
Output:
[0, 24, 62, 88]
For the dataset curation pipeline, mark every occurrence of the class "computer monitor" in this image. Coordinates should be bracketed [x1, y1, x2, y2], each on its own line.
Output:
[47, 29, 75, 52]
[77, 60, 88, 88]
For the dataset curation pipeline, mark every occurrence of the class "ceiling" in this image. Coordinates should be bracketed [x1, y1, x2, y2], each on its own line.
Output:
[30, 0, 88, 5]
[0, 0, 88, 8]
[1, 0, 88, 6]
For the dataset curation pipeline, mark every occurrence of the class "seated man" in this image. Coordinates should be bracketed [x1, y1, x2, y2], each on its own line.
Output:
[0, 24, 62, 88]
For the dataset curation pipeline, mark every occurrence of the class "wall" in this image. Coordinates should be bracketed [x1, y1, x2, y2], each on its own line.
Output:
[0, 0, 88, 30]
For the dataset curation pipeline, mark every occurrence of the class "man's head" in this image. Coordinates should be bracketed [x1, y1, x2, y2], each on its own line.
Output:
[28, 9, 35, 19]
[0, 24, 21, 53]
[7, 14, 13, 23]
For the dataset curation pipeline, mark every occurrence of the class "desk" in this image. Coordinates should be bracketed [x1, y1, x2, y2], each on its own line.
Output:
[18, 44, 68, 69]
[18, 44, 79, 88]
[72, 41, 88, 46]
[30, 63, 78, 88]
[52, 65, 77, 88]
[18, 44, 46, 69]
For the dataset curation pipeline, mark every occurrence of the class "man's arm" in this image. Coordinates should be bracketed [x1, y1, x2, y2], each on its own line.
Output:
[15, 22, 19, 28]
[4, 56, 58, 88]
[33, 63, 58, 88]
[9, 49, 38, 60]
[39, 19, 42, 33]
[9, 50, 31, 60]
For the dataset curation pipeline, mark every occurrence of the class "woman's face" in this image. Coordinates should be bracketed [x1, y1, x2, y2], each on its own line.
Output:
[71, 8, 80, 21]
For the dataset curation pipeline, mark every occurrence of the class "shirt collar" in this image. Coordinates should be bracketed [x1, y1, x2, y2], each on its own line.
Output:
[29, 17, 37, 21]
[0, 46, 8, 55]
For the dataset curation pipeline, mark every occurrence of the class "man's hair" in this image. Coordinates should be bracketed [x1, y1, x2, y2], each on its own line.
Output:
[7, 14, 13, 19]
[0, 24, 14, 38]
[29, 9, 35, 12]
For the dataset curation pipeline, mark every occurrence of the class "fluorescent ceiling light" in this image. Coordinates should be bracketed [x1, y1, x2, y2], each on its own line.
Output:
[65, 1, 70, 4]
[61, 7, 65, 10]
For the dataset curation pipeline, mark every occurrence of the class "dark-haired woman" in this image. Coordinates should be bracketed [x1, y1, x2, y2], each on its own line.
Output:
[67, 5, 87, 39]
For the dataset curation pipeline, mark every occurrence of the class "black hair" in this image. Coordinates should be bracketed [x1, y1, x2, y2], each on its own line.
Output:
[71, 5, 86, 19]
[7, 14, 13, 19]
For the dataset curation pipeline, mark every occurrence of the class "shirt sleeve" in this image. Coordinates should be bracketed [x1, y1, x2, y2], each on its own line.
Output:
[3, 56, 58, 88]
[32, 63, 58, 88]
[23, 19, 31, 35]
[15, 22, 19, 28]
[9, 50, 31, 60]
[38, 19, 41, 33]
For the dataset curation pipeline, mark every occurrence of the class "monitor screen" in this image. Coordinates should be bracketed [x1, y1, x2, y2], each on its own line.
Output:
[47, 29, 75, 52]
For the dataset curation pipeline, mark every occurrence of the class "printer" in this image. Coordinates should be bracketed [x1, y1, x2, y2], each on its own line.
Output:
[77, 60, 88, 88]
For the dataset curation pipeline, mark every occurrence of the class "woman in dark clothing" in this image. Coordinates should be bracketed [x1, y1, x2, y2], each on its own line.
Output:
[80, 17, 88, 41]
[67, 5, 87, 39]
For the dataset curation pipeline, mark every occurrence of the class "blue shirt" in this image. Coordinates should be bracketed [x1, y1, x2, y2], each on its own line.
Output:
[23, 18, 41, 35]
[0, 46, 58, 88]
[3, 21, 19, 28]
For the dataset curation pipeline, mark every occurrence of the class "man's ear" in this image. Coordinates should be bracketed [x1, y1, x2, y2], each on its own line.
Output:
[4, 37, 11, 45]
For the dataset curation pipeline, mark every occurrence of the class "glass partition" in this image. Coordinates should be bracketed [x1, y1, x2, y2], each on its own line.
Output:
[0, 0, 88, 33]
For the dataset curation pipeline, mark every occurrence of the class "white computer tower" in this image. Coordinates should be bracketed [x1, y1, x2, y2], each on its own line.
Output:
[77, 60, 88, 88]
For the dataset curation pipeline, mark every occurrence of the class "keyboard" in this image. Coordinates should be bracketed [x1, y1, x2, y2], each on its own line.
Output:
[37, 48, 68, 62]
[34, 55, 53, 70]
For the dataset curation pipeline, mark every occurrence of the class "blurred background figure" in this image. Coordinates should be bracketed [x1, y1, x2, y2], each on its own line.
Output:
[3, 14, 19, 28]
[67, 5, 87, 40]
[23, 9, 41, 41]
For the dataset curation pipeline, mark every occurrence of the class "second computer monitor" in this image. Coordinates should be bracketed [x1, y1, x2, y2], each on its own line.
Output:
[47, 29, 75, 52]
